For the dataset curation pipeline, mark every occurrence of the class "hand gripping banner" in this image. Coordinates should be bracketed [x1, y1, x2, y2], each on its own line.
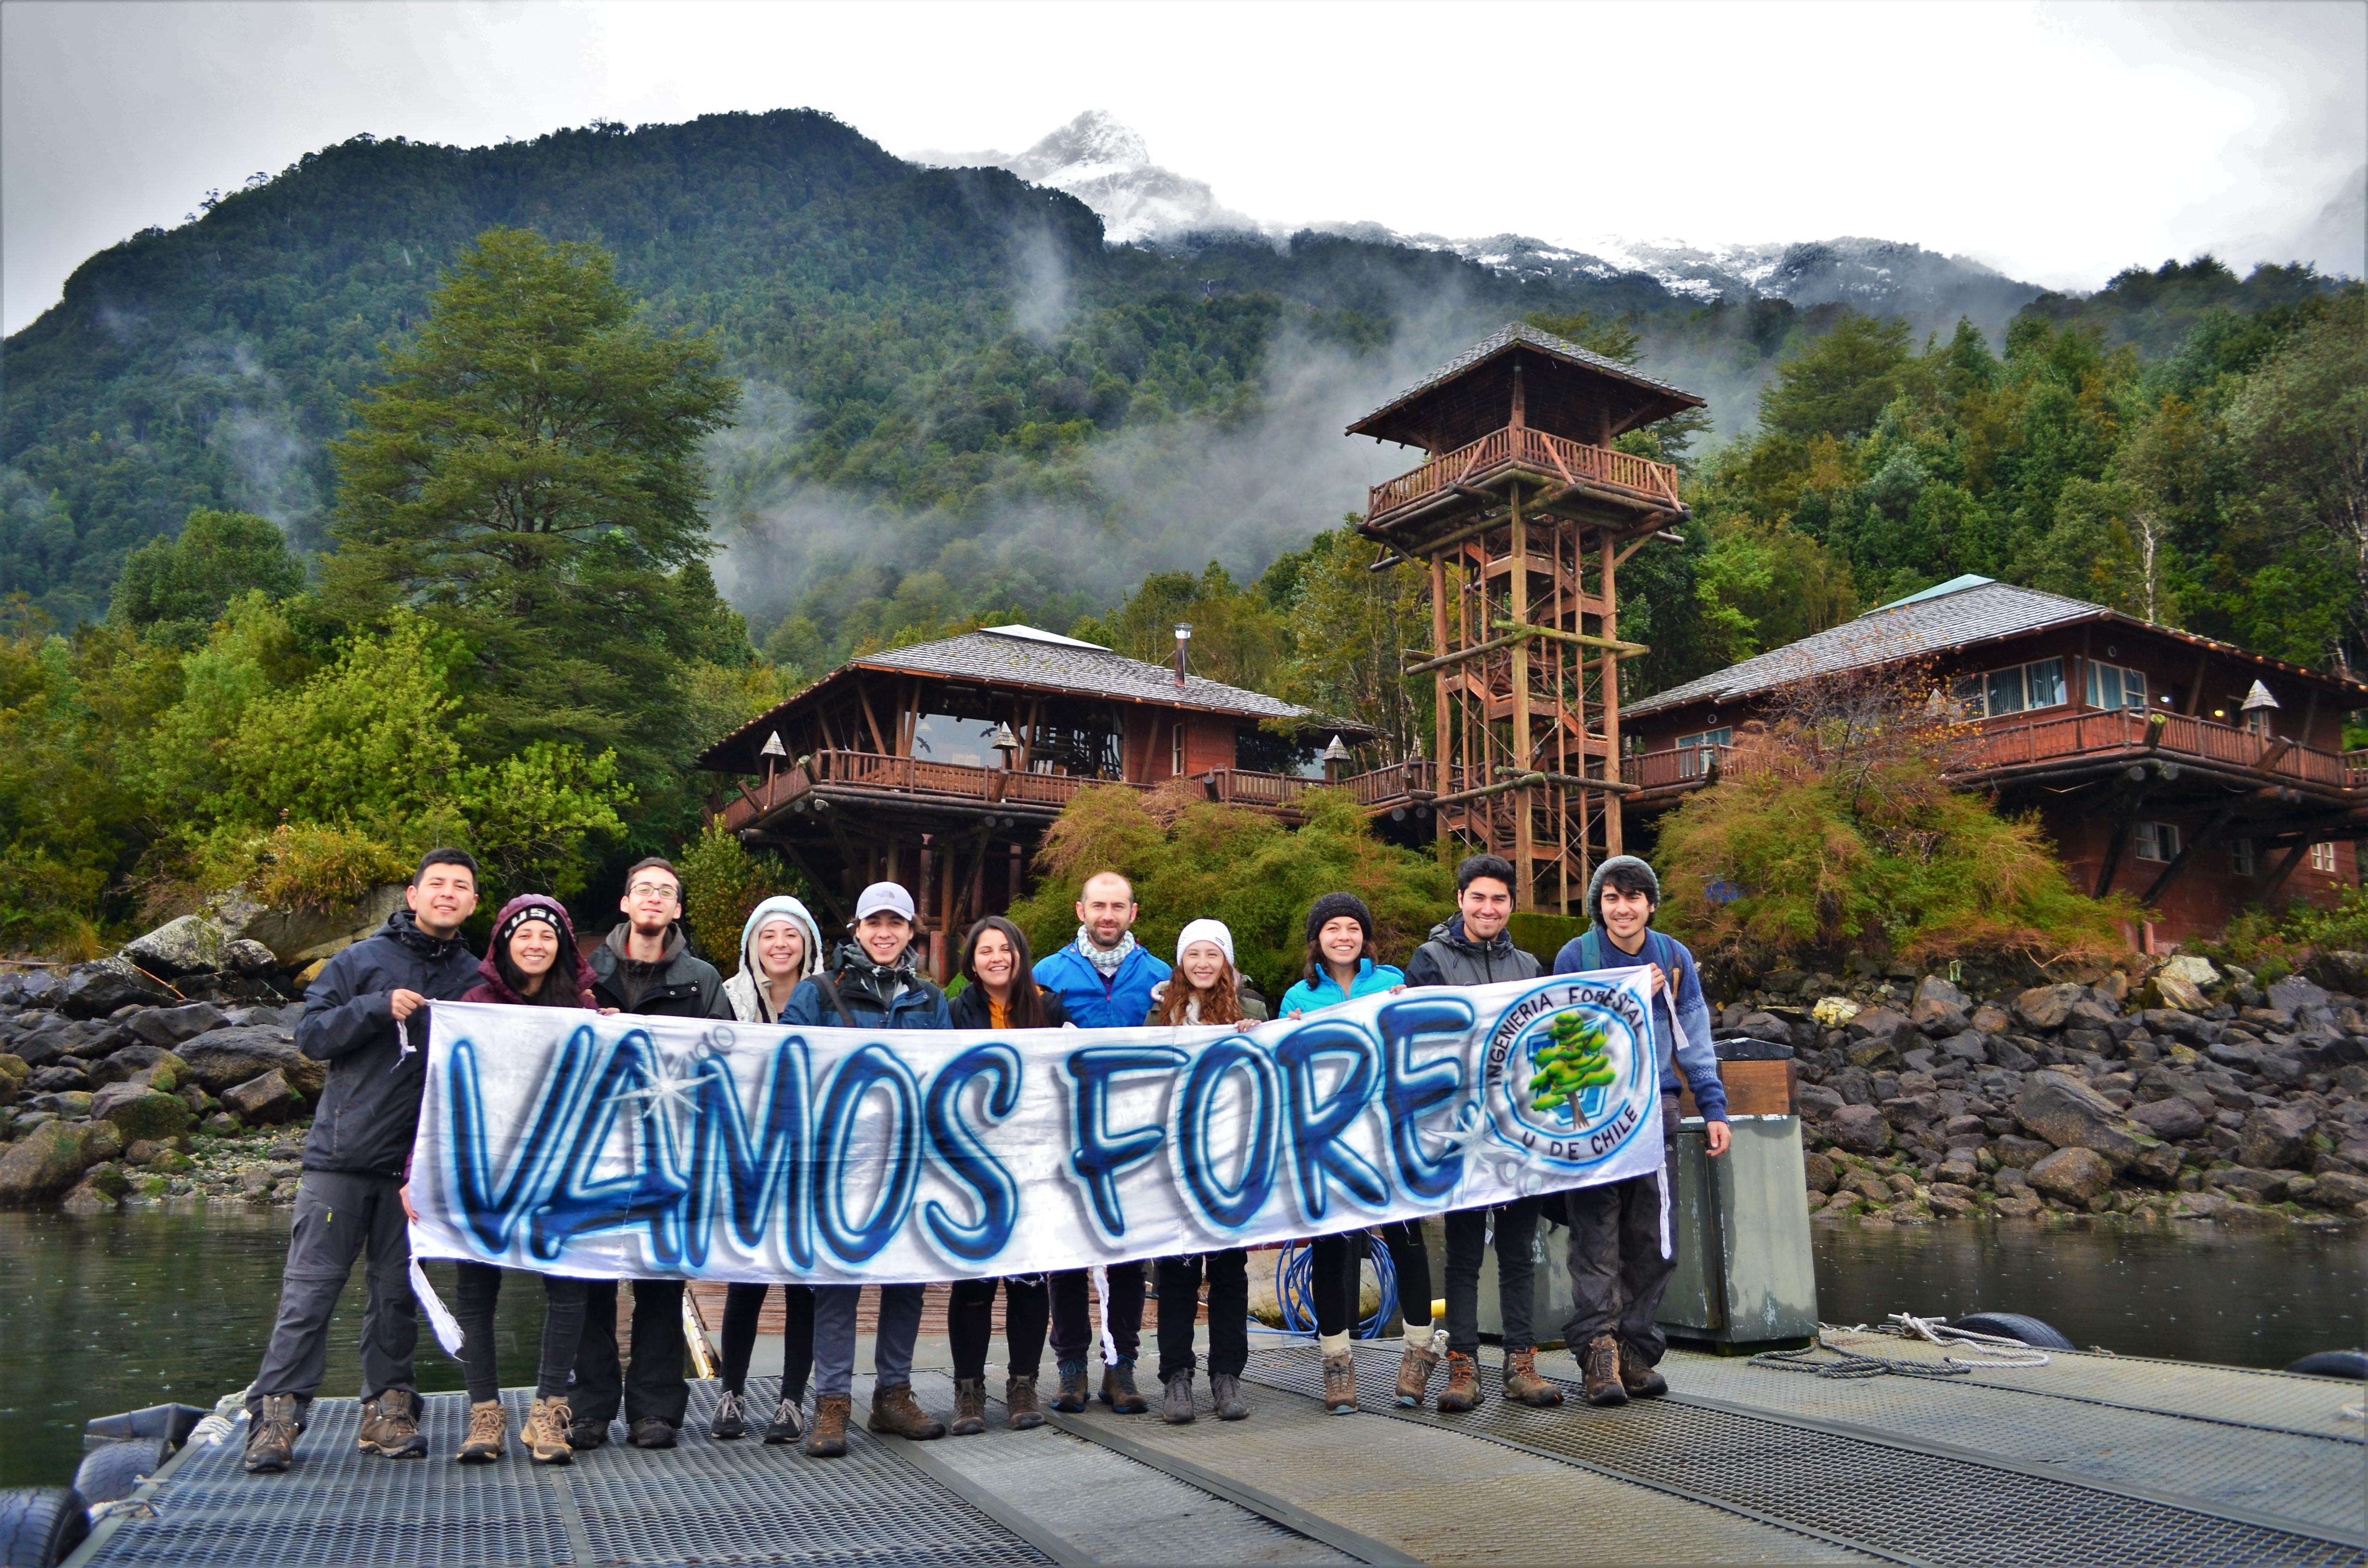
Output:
[407, 970, 1666, 1285]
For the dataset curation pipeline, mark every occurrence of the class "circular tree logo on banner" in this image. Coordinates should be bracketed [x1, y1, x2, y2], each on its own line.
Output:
[1480, 980, 1657, 1171]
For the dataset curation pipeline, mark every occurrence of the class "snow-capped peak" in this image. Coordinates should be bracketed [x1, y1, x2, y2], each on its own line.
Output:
[1006, 110, 1151, 184]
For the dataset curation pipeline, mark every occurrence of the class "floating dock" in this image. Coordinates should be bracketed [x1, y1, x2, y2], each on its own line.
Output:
[65, 1331, 2367, 1566]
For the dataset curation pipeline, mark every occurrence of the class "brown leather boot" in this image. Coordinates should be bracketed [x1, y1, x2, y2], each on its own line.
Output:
[1436, 1351, 1482, 1412]
[1396, 1335, 1442, 1408]
[1099, 1358, 1147, 1414]
[1004, 1375, 1046, 1430]
[1320, 1351, 1358, 1414]
[243, 1394, 298, 1473]
[1051, 1360, 1090, 1412]
[456, 1399, 506, 1463]
[950, 1377, 987, 1436]
[357, 1388, 427, 1458]
[868, 1382, 947, 1440]
[522, 1397, 574, 1465]
[1582, 1334, 1629, 1407]
[805, 1393, 850, 1457]
[1502, 1347, 1564, 1408]
[1619, 1353, 1670, 1399]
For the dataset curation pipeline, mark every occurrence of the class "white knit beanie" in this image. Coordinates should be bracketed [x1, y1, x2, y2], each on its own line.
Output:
[1175, 918, 1235, 967]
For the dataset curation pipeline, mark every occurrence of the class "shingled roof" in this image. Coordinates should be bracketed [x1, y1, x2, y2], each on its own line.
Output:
[1348, 321, 1701, 441]
[1625, 576, 2366, 719]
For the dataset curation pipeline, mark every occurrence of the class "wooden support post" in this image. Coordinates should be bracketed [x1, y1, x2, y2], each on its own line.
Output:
[1008, 840, 1025, 905]
[2094, 791, 2148, 897]
[2138, 801, 2237, 906]
[1510, 486, 1534, 910]
[919, 834, 940, 980]
[857, 681, 890, 756]
[2263, 839, 2311, 900]
[1601, 529, 1625, 864]
[1431, 551, 1450, 795]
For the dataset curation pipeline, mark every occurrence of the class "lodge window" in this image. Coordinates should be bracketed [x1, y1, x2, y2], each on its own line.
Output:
[1673, 727, 1732, 778]
[2085, 660, 2147, 711]
[1172, 721, 1185, 777]
[2134, 822, 2181, 863]
[2312, 841, 2338, 873]
[1954, 658, 2065, 719]
[2230, 838, 2256, 878]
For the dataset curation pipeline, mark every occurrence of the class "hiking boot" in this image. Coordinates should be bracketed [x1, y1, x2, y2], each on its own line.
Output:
[243, 1394, 298, 1473]
[1437, 1351, 1482, 1413]
[456, 1399, 506, 1463]
[358, 1388, 427, 1458]
[1051, 1359, 1090, 1412]
[1209, 1372, 1249, 1421]
[764, 1393, 805, 1444]
[1004, 1375, 1045, 1431]
[566, 1416, 609, 1450]
[709, 1389, 746, 1440]
[1619, 1355, 1670, 1400]
[804, 1394, 850, 1458]
[868, 1382, 947, 1441]
[629, 1418, 678, 1449]
[1161, 1372, 1196, 1424]
[1503, 1347, 1564, 1408]
[950, 1377, 987, 1436]
[1099, 1358, 1147, 1414]
[1582, 1334, 1629, 1407]
[1320, 1351, 1358, 1414]
[523, 1397, 574, 1465]
[1396, 1335, 1442, 1408]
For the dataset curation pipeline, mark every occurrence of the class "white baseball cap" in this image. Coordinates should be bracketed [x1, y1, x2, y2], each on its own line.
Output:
[854, 882, 916, 922]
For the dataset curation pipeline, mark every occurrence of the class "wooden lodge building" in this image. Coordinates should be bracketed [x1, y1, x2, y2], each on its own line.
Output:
[696, 624, 1439, 975]
[1619, 574, 2368, 945]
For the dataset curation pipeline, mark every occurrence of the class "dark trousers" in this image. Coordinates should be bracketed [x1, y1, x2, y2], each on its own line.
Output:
[1155, 1251, 1247, 1380]
[1049, 1262, 1142, 1365]
[718, 1283, 815, 1401]
[1309, 1222, 1434, 1338]
[948, 1275, 1051, 1382]
[1563, 1111, 1679, 1367]
[1443, 1195, 1546, 1358]
[452, 1262, 591, 1403]
[574, 1279, 687, 1429]
[249, 1171, 414, 1416]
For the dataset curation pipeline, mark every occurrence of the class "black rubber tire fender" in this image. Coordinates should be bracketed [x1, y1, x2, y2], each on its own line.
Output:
[72, 1438, 172, 1506]
[1947, 1311, 2078, 1351]
[0, 1487, 91, 1568]
[2285, 1349, 2368, 1379]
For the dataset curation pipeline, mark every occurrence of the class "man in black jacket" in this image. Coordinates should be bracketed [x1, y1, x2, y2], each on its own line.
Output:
[571, 856, 732, 1451]
[243, 849, 481, 1473]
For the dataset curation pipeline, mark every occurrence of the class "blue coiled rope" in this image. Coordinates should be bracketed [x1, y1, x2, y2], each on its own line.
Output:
[1274, 1231, 1399, 1339]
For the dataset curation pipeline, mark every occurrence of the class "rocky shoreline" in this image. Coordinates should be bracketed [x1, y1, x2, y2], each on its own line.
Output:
[1723, 955, 2368, 1228]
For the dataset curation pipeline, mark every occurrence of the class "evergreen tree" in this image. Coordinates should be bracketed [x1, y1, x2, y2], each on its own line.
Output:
[109, 507, 304, 646]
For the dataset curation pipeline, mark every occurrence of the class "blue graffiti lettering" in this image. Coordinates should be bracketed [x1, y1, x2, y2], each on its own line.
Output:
[683, 1036, 815, 1269]
[1376, 997, 1473, 1200]
[922, 1043, 1023, 1263]
[444, 1025, 603, 1254]
[814, 1043, 923, 1265]
[1173, 1035, 1279, 1230]
[1062, 1045, 1187, 1240]
[531, 1029, 690, 1266]
[1274, 1021, 1387, 1223]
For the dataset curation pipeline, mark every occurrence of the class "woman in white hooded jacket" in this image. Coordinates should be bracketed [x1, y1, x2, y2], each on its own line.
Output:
[710, 896, 826, 1444]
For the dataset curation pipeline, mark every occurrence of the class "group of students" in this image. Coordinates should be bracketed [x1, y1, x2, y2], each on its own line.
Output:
[238, 841, 1729, 1476]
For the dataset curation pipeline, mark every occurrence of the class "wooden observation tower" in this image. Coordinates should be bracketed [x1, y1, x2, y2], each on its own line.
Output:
[1350, 324, 1705, 914]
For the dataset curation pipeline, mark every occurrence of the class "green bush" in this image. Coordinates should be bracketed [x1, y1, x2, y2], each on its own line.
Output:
[677, 819, 814, 968]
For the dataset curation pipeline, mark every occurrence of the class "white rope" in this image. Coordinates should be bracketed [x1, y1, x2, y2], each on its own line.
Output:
[1089, 1263, 1119, 1366]
[1884, 1312, 2051, 1368]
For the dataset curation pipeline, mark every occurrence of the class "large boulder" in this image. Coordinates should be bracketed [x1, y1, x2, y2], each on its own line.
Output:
[128, 1002, 227, 1049]
[121, 916, 232, 978]
[2014, 983, 2084, 1032]
[2236, 1105, 2317, 1170]
[2298, 1169, 2368, 1213]
[2266, 974, 2331, 1016]
[210, 883, 404, 968]
[2305, 950, 2368, 996]
[2016, 1071, 2143, 1167]
[1969, 1002, 2013, 1035]
[221, 1069, 303, 1125]
[1913, 975, 1971, 1011]
[1796, 1083, 1846, 1122]
[1935, 1031, 1990, 1066]
[0, 1120, 95, 1203]
[2127, 1097, 2207, 1141]
[2157, 954, 2220, 990]
[1828, 1103, 1893, 1154]
[87, 1043, 173, 1088]
[90, 1082, 195, 1141]
[223, 939, 279, 976]
[2028, 1146, 2114, 1205]
[177, 1025, 322, 1096]
[2145, 972, 2209, 1013]
[1801, 1151, 1838, 1194]
[58, 961, 172, 1020]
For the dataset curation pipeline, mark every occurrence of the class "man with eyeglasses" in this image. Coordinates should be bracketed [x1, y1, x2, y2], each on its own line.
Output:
[572, 856, 731, 1452]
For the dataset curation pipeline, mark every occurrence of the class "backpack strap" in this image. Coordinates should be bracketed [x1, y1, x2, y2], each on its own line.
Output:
[809, 974, 855, 1028]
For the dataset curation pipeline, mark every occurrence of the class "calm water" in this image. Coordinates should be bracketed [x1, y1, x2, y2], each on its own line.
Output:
[1, 1206, 2363, 1488]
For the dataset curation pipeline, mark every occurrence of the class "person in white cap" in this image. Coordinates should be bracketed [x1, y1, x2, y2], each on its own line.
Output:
[1146, 919, 1267, 1424]
[779, 881, 952, 1457]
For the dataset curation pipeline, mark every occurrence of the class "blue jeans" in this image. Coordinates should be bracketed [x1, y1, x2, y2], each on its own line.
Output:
[811, 1284, 923, 1399]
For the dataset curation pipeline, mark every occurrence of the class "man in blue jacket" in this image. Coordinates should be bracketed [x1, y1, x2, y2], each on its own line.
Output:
[1031, 869, 1166, 1414]
[243, 849, 481, 1473]
[779, 881, 951, 1457]
[1551, 854, 1729, 1407]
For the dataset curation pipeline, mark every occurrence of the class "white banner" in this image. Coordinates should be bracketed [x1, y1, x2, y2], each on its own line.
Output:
[407, 971, 1666, 1284]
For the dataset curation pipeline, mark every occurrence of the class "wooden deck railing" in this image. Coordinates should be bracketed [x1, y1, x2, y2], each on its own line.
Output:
[1619, 744, 1734, 790]
[1368, 426, 1681, 522]
[1345, 760, 1437, 806]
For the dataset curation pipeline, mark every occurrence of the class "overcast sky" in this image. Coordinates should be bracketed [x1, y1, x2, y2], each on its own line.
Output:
[4, 0, 2362, 334]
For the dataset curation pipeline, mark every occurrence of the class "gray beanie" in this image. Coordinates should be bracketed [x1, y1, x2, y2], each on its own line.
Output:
[1586, 855, 1660, 927]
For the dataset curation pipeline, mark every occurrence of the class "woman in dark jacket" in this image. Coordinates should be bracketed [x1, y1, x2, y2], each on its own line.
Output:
[943, 917, 1069, 1436]
[447, 895, 599, 1467]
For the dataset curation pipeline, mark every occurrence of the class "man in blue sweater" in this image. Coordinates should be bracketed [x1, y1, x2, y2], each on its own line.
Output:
[1032, 870, 1169, 1413]
[1552, 855, 1729, 1407]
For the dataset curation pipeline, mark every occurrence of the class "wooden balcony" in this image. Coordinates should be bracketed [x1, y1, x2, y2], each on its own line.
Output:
[1367, 425, 1681, 531]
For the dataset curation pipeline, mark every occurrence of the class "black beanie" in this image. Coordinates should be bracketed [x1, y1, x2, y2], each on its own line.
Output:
[1306, 892, 1375, 949]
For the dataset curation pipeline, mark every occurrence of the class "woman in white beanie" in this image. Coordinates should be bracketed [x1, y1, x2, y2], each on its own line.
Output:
[1147, 919, 1268, 1028]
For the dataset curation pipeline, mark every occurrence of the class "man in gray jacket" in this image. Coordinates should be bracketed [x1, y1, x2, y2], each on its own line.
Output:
[244, 849, 481, 1473]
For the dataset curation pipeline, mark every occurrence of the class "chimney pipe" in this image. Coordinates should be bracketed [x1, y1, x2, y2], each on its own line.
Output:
[1173, 622, 1192, 686]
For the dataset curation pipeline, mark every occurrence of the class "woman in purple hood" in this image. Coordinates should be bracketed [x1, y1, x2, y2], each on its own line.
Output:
[448, 895, 599, 1466]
